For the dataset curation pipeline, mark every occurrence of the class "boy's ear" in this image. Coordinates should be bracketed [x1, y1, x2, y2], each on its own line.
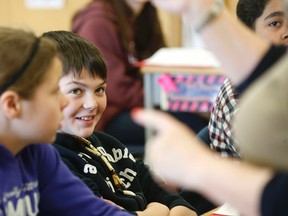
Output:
[0, 91, 21, 118]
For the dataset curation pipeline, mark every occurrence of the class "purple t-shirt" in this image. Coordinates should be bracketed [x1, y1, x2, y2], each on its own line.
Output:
[0, 144, 133, 216]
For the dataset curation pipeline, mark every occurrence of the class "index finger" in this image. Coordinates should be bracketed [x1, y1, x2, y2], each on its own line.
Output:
[131, 108, 183, 133]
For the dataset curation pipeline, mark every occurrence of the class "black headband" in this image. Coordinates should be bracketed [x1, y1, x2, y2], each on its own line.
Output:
[0, 37, 40, 94]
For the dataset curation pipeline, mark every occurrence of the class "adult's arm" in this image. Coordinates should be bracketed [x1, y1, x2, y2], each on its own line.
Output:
[151, 0, 270, 86]
[131, 109, 274, 216]
[236, 45, 286, 93]
[261, 173, 288, 216]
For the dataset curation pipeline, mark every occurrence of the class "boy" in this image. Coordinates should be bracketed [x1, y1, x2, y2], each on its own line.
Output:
[42, 31, 197, 216]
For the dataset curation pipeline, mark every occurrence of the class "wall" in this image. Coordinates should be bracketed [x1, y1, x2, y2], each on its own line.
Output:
[158, 10, 182, 47]
[0, 0, 90, 35]
[225, 0, 238, 16]
[0, 0, 238, 47]
[0, 0, 181, 47]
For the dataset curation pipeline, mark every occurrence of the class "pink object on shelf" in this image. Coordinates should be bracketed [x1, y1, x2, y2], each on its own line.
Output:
[157, 74, 179, 93]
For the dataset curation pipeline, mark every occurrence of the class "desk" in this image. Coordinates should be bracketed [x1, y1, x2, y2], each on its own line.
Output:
[140, 48, 223, 139]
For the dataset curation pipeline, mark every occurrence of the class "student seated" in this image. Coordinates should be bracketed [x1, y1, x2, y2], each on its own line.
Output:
[208, 0, 288, 158]
[42, 30, 198, 216]
[0, 26, 132, 216]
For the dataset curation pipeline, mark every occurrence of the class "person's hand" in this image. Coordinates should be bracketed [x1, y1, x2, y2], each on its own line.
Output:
[136, 202, 169, 216]
[150, 0, 218, 26]
[131, 109, 214, 189]
[150, 0, 192, 14]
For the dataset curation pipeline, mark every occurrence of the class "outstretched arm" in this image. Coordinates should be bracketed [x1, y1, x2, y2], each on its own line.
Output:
[132, 109, 273, 216]
[151, 0, 270, 85]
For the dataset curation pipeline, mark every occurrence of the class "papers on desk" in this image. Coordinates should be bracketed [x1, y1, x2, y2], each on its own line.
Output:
[212, 203, 240, 216]
[141, 47, 221, 69]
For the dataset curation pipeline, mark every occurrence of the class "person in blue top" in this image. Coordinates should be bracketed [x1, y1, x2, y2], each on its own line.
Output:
[41, 30, 197, 216]
[0, 26, 132, 216]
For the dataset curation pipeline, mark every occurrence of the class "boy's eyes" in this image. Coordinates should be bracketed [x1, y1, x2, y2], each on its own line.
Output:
[268, 17, 284, 27]
[268, 20, 282, 27]
[70, 88, 82, 95]
[67, 86, 106, 95]
[96, 87, 106, 94]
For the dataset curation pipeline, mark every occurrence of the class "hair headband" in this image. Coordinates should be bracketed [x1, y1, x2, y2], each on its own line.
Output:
[0, 37, 40, 94]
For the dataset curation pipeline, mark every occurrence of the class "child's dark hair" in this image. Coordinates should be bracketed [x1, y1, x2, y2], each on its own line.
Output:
[236, 0, 271, 29]
[42, 30, 107, 80]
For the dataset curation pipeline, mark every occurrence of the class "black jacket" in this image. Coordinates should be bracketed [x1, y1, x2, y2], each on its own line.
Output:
[53, 132, 195, 213]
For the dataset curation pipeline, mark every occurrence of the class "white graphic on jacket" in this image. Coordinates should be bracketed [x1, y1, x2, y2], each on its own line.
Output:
[104, 168, 137, 192]
[97, 147, 135, 163]
[84, 164, 97, 174]
[1, 181, 39, 216]
[78, 147, 137, 193]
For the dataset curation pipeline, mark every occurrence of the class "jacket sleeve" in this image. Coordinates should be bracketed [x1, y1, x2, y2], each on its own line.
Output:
[261, 172, 288, 216]
[74, 15, 144, 109]
[36, 145, 134, 216]
[60, 156, 102, 197]
[236, 45, 286, 94]
[136, 160, 196, 212]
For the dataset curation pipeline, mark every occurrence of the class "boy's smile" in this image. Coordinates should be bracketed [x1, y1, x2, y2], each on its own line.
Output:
[58, 68, 107, 138]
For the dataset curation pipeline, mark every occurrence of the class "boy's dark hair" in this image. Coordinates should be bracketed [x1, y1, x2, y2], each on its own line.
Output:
[236, 0, 271, 29]
[42, 30, 107, 80]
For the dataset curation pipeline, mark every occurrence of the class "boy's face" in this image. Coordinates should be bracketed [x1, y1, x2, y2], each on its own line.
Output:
[58, 69, 107, 138]
[255, 0, 288, 46]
